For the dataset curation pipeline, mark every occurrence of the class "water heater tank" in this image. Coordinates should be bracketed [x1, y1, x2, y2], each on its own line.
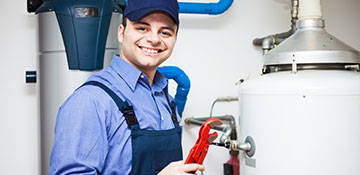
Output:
[238, 70, 360, 175]
[238, 18, 360, 175]
[34, 1, 123, 174]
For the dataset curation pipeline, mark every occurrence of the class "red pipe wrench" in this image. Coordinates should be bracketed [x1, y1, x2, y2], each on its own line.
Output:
[185, 118, 223, 165]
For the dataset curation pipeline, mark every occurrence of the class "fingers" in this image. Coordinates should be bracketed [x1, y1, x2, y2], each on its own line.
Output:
[173, 160, 185, 165]
[158, 160, 205, 175]
[183, 163, 205, 173]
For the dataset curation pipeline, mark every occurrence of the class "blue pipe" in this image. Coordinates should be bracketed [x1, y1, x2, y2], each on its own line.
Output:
[179, 0, 234, 15]
[124, 0, 233, 15]
[157, 66, 191, 117]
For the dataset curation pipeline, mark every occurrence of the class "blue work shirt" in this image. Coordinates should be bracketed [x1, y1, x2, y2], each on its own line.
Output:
[50, 54, 181, 175]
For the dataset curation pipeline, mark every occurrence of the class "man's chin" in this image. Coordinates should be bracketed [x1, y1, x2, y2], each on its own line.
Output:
[136, 62, 160, 69]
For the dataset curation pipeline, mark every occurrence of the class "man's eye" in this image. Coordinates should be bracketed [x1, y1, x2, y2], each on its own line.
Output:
[137, 27, 147, 31]
[161, 31, 171, 36]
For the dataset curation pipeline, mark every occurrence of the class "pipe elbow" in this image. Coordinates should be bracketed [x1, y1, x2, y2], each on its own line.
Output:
[210, 0, 233, 15]
[220, 126, 232, 143]
[179, 0, 233, 15]
[157, 66, 191, 89]
[262, 36, 276, 50]
[224, 115, 236, 127]
[157, 66, 191, 116]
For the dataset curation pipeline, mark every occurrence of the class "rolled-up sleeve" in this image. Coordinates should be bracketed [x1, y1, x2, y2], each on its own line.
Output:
[50, 88, 109, 175]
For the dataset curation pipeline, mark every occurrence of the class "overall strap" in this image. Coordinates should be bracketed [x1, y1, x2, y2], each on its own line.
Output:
[81, 81, 139, 127]
[165, 93, 179, 126]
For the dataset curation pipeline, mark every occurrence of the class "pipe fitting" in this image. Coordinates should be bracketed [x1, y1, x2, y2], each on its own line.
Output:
[229, 136, 256, 157]
[185, 117, 236, 142]
[262, 36, 275, 50]
[191, 115, 237, 140]
[253, 0, 298, 51]
[220, 125, 232, 143]
[223, 115, 236, 128]
[262, 36, 276, 55]
[230, 140, 251, 152]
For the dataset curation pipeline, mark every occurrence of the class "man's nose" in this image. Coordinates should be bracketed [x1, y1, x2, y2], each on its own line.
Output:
[146, 31, 160, 45]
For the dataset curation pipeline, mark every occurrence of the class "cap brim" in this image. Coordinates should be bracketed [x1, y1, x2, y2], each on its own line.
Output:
[126, 7, 179, 25]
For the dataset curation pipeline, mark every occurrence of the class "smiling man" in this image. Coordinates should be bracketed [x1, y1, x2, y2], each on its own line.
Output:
[119, 10, 177, 86]
[49, 0, 204, 174]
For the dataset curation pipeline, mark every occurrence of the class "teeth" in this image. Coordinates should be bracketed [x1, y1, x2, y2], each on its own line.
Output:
[141, 47, 159, 54]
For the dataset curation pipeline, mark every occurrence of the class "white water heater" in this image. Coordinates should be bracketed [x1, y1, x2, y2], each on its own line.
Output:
[238, 70, 360, 174]
[37, 9, 121, 175]
[238, 6, 360, 175]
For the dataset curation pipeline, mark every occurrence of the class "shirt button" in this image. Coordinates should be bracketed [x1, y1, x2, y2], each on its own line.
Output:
[140, 75, 144, 78]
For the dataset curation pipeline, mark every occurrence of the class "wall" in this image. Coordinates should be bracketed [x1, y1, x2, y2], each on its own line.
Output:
[0, 0, 39, 174]
[0, 0, 359, 174]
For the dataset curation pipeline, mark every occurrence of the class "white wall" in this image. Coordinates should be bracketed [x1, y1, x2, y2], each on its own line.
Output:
[0, 1, 39, 175]
[0, 0, 359, 175]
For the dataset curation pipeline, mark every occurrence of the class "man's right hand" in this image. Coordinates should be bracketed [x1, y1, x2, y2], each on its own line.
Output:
[158, 160, 205, 175]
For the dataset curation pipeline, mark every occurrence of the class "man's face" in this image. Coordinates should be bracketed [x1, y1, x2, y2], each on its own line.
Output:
[118, 11, 178, 73]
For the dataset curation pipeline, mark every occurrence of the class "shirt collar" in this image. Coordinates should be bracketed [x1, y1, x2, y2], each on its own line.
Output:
[110, 54, 142, 91]
[152, 71, 168, 93]
[109, 54, 168, 92]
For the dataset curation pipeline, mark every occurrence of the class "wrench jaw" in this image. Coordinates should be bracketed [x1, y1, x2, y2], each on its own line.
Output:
[207, 133, 218, 143]
[209, 120, 222, 128]
[185, 118, 223, 165]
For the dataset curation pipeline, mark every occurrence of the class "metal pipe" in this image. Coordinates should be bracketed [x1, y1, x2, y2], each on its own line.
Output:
[209, 97, 238, 117]
[261, 36, 276, 55]
[230, 141, 251, 152]
[191, 115, 237, 139]
[185, 117, 233, 143]
[253, 0, 299, 50]
[185, 117, 227, 132]
[252, 26, 295, 47]
[192, 115, 235, 126]
[237, 142, 251, 151]
[186, 118, 256, 157]
[220, 126, 232, 143]
[291, 0, 299, 20]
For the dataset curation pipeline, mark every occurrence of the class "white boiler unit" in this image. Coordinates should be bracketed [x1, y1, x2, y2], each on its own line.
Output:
[238, 0, 360, 174]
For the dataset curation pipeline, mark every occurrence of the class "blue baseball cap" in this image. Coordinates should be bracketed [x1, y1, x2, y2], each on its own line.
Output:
[124, 0, 179, 25]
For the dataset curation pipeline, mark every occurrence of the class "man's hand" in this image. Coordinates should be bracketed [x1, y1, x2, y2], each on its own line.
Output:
[158, 160, 205, 175]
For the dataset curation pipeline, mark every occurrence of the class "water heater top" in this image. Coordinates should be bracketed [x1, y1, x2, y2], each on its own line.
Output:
[264, 19, 360, 66]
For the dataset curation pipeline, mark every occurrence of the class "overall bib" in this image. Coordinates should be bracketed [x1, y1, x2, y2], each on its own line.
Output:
[82, 81, 183, 175]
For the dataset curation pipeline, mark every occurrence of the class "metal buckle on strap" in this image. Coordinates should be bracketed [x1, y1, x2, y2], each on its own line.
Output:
[170, 101, 178, 123]
[171, 112, 178, 123]
[121, 105, 139, 126]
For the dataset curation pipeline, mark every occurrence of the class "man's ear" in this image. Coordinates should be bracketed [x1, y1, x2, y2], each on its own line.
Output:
[118, 24, 125, 43]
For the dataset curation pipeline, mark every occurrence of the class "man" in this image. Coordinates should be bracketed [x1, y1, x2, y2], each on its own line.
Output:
[50, 0, 205, 174]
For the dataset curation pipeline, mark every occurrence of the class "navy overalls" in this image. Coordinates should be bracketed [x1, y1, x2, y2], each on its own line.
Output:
[82, 81, 183, 175]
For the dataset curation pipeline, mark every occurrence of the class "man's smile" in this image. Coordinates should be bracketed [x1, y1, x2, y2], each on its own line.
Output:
[137, 45, 164, 56]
